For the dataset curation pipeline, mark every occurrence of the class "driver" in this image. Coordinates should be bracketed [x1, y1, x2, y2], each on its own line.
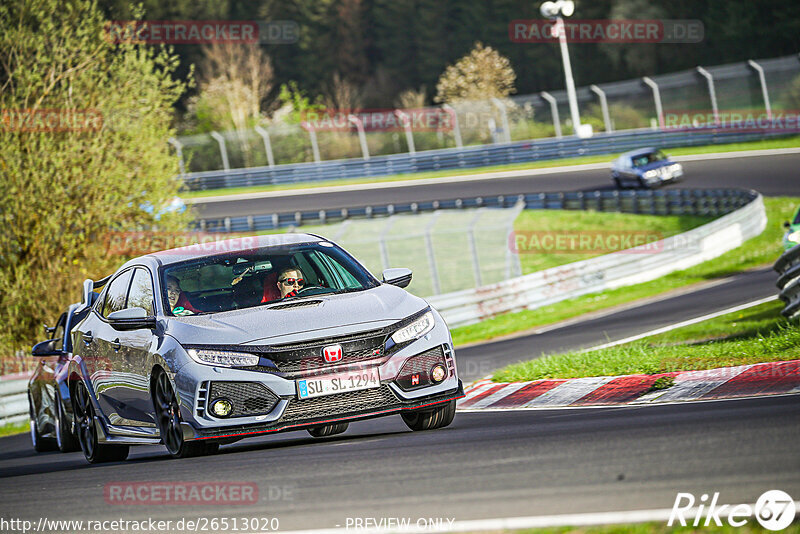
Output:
[166, 275, 201, 315]
[277, 267, 305, 298]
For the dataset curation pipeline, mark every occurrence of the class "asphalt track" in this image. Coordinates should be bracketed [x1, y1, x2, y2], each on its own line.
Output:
[193, 151, 800, 219]
[1, 396, 798, 531]
[0, 151, 798, 531]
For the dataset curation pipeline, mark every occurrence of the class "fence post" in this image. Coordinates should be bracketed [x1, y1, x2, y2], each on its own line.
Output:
[491, 98, 512, 143]
[467, 210, 483, 287]
[506, 200, 525, 279]
[424, 212, 442, 295]
[394, 110, 415, 154]
[540, 91, 562, 138]
[589, 85, 613, 133]
[348, 114, 370, 160]
[642, 77, 665, 129]
[441, 104, 463, 148]
[378, 216, 396, 271]
[747, 59, 772, 119]
[254, 125, 276, 167]
[209, 131, 230, 171]
[696, 66, 720, 125]
[167, 137, 186, 175]
[301, 121, 321, 164]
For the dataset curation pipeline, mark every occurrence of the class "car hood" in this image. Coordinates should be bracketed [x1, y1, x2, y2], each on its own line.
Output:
[635, 160, 675, 173]
[164, 284, 428, 346]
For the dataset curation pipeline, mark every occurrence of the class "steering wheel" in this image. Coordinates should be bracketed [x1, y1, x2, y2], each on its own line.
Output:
[294, 285, 323, 295]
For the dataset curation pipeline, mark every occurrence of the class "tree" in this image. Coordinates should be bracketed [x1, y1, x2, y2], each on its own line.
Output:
[434, 42, 516, 103]
[0, 0, 190, 360]
[188, 43, 274, 134]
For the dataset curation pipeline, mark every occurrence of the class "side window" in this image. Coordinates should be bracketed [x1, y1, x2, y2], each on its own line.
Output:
[127, 268, 155, 316]
[52, 313, 67, 350]
[102, 270, 134, 318]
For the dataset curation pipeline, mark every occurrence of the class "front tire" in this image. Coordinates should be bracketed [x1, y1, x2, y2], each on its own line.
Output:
[307, 422, 349, 438]
[401, 400, 456, 431]
[153, 370, 217, 459]
[72, 382, 129, 463]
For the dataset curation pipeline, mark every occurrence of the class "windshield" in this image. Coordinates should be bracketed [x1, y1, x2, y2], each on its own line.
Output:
[160, 242, 378, 316]
[631, 150, 667, 168]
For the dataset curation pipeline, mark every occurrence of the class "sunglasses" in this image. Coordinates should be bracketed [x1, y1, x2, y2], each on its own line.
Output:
[279, 278, 305, 287]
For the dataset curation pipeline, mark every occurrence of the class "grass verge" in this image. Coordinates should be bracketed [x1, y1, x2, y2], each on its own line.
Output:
[0, 420, 28, 438]
[181, 135, 800, 200]
[492, 299, 797, 382]
[450, 196, 799, 347]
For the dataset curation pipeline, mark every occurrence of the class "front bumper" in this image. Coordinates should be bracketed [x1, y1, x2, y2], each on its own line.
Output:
[191, 381, 463, 440]
[174, 315, 462, 440]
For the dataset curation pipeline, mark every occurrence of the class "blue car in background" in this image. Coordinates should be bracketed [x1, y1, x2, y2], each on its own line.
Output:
[611, 148, 684, 189]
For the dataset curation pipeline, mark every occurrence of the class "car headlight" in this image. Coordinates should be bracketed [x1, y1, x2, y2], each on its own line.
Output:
[391, 311, 435, 344]
[788, 231, 800, 244]
[643, 170, 659, 179]
[670, 163, 682, 171]
[186, 348, 259, 367]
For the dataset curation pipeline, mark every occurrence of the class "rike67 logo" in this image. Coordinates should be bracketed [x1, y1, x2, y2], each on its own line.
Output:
[669, 490, 796, 530]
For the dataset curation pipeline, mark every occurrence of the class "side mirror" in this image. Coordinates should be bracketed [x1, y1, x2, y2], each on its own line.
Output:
[32, 338, 61, 357]
[785, 221, 791, 229]
[382, 268, 412, 288]
[108, 307, 156, 331]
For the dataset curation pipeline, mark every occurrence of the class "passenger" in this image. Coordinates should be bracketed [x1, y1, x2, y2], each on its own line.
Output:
[277, 267, 305, 299]
[166, 275, 202, 315]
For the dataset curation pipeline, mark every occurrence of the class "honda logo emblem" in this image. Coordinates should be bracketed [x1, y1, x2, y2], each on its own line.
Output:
[322, 344, 343, 363]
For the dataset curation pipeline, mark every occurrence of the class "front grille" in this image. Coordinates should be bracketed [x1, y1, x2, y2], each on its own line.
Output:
[280, 385, 399, 422]
[208, 381, 279, 418]
[260, 332, 387, 374]
[396, 346, 446, 391]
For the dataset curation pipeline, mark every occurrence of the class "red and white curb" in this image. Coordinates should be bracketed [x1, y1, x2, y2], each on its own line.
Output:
[458, 360, 800, 410]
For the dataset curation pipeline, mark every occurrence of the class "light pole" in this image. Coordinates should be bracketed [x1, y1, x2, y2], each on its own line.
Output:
[540, 1, 591, 138]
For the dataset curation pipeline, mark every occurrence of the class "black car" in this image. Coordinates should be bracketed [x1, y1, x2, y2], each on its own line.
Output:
[28, 282, 101, 452]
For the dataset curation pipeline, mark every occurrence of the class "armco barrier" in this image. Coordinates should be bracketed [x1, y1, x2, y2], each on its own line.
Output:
[182, 127, 785, 191]
[0, 376, 29, 427]
[427, 190, 765, 327]
[775, 246, 800, 319]
[196, 188, 756, 233]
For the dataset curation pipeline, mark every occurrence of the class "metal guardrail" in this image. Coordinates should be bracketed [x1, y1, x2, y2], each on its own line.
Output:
[196, 188, 756, 234]
[428, 190, 766, 327]
[182, 127, 785, 191]
[775, 246, 800, 319]
[0, 376, 29, 427]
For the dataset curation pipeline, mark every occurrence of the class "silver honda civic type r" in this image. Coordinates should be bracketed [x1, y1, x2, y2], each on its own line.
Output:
[67, 234, 463, 463]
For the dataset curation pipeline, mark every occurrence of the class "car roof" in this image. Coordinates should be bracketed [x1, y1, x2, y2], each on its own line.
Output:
[145, 233, 324, 266]
[620, 147, 659, 158]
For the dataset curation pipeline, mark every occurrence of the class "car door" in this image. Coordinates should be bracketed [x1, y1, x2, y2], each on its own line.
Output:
[115, 267, 158, 426]
[83, 269, 134, 421]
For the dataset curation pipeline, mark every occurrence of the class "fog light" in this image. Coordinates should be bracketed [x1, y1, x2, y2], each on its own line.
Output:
[210, 398, 233, 417]
[430, 364, 447, 383]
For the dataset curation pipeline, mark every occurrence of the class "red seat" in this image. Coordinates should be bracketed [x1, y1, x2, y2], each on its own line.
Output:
[261, 272, 281, 303]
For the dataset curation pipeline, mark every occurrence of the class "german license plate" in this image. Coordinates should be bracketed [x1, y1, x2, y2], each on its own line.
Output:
[297, 368, 380, 399]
